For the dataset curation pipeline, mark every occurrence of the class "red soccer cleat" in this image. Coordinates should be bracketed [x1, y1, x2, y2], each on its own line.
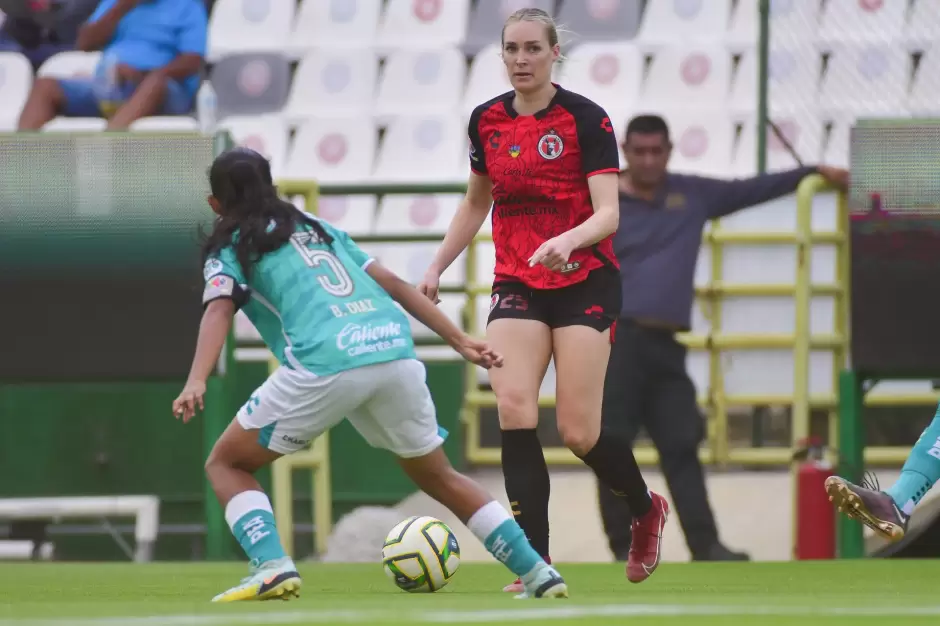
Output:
[502, 556, 551, 593]
[626, 492, 669, 583]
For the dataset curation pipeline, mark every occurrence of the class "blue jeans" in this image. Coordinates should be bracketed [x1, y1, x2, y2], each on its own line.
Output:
[57, 77, 194, 117]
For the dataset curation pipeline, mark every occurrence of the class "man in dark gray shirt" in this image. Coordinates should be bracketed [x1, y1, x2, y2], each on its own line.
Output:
[600, 114, 848, 562]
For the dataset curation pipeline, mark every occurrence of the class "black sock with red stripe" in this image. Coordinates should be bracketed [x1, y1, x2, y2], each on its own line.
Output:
[579, 429, 653, 518]
[500, 428, 551, 559]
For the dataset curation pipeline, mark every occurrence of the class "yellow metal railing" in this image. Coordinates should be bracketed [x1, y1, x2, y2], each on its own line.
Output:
[461, 175, 859, 467]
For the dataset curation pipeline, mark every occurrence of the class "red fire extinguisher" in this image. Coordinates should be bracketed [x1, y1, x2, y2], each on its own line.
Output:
[794, 436, 836, 560]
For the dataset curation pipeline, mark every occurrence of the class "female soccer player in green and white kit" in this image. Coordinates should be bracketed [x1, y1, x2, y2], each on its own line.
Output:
[173, 148, 567, 603]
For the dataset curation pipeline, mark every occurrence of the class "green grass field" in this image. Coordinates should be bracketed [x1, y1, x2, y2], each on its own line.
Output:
[0, 561, 938, 625]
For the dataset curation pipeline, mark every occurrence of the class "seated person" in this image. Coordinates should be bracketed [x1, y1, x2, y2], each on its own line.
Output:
[17, 0, 207, 131]
[0, 0, 100, 69]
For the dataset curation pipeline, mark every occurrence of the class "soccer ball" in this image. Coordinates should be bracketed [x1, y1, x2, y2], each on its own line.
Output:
[382, 516, 460, 593]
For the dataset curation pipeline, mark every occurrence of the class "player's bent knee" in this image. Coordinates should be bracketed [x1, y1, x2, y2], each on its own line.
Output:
[495, 388, 539, 429]
[557, 418, 600, 456]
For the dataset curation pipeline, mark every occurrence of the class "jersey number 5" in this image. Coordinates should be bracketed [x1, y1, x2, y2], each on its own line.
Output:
[289, 234, 355, 297]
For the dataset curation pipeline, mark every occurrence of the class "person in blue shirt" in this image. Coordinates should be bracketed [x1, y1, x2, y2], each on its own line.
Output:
[0, 0, 100, 69]
[174, 148, 568, 603]
[17, 0, 207, 130]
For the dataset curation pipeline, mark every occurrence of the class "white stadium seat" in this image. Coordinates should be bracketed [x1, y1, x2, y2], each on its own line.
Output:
[818, 0, 906, 46]
[208, 0, 295, 60]
[558, 42, 643, 125]
[218, 115, 289, 178]
[42, 117, 108, 132]
[373, 115, 466, 183]
[376, 0, 470, 51]
[375, 47, 466, 119]
[379, 244, 466, 287]
[283, 117, 377, 184]
[129, 117, 199, 131]
[731, 47, 821, 116]
[284, 48, 378, 121]
[659, 111, 736, 176]
[819, 44, 910, 116]
[289, 0, 383, 56]
[637, 0, 732, 46]
[726, 0, 759, 50]
[909, 48, 940, 115]
[463, 44, 511, 116]
[37, 51, 100, 79]
[374, 194, 461, 235]
[907, 0, 940, 50]
[313, 195, 377, 236]
[0, 52, 32, 129]
[640, 45, 733, 111]
[733, 112, 825, 176]
[768, 0, 822, 44]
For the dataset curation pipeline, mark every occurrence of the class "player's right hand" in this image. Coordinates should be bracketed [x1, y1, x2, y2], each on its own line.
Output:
[173, 380, 207, 424]
[456, 336, 504, 369]
[418, 271, 442, 305]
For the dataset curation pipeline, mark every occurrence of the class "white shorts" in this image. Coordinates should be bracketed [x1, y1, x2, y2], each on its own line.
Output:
[236, 358, 446, 458]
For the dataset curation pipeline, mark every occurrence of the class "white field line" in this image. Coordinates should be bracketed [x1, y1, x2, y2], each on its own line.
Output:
[4, 604, 940, 626]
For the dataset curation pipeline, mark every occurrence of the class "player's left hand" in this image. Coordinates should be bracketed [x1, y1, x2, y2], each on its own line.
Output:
[173, 380, 206, 424]
[528, 234, 576, 272]
[456, 336, 504, 369]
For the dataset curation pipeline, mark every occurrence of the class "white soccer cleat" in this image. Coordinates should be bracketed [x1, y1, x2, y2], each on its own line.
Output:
[515, 566, 568, 600]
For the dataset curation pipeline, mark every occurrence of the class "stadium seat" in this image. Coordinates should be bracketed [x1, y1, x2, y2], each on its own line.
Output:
[462, 0, 553, 55]
[819, 44, 910, 116]
[731, 47, 821, 116]
[207, 0, 294, 60]
[557, 42, 642, 125]
[0, 52, 32, 129]
[129, 117, 200, 131]
[288, 0, 383, 56]
[218, 115, 289, 177]
[373, 115, 465, 183]
[726, 0, 759, 50]
[822, 116, 853, 168]
[909, 48, 940, 115]
[637, 0, 732, 47]
[282, 117, 377, 184]
[375, 47, 466, 119]
[640, 45, 733, 111]
[907, 0, 940, 51]
[211, 53, 291, 119]
[42, 117, 107, 132]
[374, 194, 462, 235]
[284, 48, 378, 122]
[659, 111, 736, 176]
[405, 294, 466, 339]
[36, 51, 100, 78]
[375, 0, 471, 51]
[463, 43, 512, 116]
[818, 0, 906, 46]
[312, 195, 377, 236]
[733, 112, 825, 176]
[768, 0, 821, 42]
[555, 0, 643, 42]
[379, 243, 466, 287]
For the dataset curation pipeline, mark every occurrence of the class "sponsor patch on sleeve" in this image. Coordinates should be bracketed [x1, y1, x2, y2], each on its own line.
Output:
[203, 274, 236, 304]
[203, 258, 224, 280]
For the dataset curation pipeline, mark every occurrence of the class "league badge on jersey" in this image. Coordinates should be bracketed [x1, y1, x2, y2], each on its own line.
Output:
[469, 139, 479, 162]
[203, 274, 235, 304]
[204, 258, 224, 280]
[509, 144, 521, 158]
[537, 131, 564, 160]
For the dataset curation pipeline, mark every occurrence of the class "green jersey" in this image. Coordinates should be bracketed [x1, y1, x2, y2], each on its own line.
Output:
[202, 217, 416, 376]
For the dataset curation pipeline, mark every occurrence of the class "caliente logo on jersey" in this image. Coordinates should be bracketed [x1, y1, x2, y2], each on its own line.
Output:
[336, 321, 407, 357]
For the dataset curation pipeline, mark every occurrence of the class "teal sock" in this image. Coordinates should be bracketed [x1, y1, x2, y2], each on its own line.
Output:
[885, 406, 940, 515]
[225, 490, 287, 566]
[467, 501, 545, 580]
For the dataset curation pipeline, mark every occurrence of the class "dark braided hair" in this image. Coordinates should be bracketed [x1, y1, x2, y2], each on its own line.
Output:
[200, 147, 332, 280]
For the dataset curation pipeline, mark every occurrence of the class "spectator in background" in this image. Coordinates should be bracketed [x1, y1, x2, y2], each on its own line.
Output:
[17, 0, 207, 130]
[0, 0, 99, 69]
[598, 114, 849, 562]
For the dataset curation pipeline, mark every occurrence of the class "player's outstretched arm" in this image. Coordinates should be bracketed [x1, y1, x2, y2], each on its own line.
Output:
[420, 172, 494, 301]
[173, 298, 236, 422]
[367, 262, 502, 369]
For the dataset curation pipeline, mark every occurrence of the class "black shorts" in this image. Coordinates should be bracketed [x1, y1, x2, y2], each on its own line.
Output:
[487, 267, 622, 332]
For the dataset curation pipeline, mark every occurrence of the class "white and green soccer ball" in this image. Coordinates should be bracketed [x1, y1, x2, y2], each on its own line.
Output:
[382, 516, 461, 593]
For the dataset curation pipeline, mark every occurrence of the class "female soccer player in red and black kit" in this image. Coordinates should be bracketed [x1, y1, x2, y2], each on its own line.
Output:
[419, 8, 669, 589]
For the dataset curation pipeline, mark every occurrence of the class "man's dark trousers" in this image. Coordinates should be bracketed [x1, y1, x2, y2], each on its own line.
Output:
[598, 318, 720, 559]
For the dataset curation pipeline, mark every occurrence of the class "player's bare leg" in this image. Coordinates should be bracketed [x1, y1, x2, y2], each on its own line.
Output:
[486, 318, 554, 592]
[204, 420, 302, 602]
[553, 325, 668, 583]
[398, 447, 567, 599]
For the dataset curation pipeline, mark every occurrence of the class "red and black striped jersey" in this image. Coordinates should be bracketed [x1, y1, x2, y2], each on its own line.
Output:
[469, 85, 620, 290]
